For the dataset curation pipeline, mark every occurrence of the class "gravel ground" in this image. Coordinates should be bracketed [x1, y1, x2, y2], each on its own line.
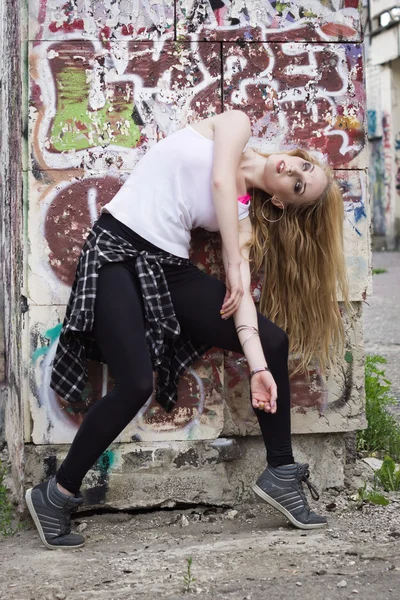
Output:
[1, 473, 400, 600]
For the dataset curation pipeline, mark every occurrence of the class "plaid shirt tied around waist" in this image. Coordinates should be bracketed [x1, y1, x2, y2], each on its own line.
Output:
[50, 223, 211, 413]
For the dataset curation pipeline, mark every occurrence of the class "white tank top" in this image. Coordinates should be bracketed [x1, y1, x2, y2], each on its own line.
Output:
[102, 125, 251, 258]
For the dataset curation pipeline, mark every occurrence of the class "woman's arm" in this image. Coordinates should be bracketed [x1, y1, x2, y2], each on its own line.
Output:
[222, 219, 268, 371]
[224, 221, 277, 413]
[211, 110, 252, 316]
[211, 110, 251, 265]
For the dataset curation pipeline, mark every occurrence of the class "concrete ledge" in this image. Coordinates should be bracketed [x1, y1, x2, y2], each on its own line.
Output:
[24, 433, 345, 510]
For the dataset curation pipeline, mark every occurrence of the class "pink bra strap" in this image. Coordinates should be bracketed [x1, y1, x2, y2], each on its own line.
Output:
[238, 194, 251, 205]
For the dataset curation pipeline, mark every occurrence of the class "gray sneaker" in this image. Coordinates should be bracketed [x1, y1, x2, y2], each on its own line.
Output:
[252, 462, 327, 530]
[25, 476, 85, 549]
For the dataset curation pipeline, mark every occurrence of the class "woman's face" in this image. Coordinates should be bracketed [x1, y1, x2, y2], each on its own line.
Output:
[264, 153, 328, 206]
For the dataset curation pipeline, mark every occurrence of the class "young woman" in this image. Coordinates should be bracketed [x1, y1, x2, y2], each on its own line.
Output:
[25, 109, 349, 550]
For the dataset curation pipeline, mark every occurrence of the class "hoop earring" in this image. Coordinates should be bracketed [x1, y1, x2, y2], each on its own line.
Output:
[261, 198, 285, 223]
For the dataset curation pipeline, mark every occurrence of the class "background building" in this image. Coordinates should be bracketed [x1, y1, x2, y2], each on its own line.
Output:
[366, 0, 400, 248]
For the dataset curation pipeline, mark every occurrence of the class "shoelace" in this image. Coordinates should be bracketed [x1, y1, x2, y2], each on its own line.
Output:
[297, 463, 320, 502]
[60, 511, 72, 536]
[59, 498, 83, 536]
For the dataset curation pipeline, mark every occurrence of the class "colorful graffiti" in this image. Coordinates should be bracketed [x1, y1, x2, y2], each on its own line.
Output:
[30, 0, 361, 43]
[223, 42, 365, 168]
[382, 112, 392, 216]
[369, 139, 387, 237]
[367, 109, 377, 138]
[30, 41, 365, 172]
[30, 41, 222, 173]
[30, 0, 175, 42]
[27, 2, 367, 444]
[178, 0, 361, 41]
[30, 315, 225, 444]
[366, 104, 398, 239]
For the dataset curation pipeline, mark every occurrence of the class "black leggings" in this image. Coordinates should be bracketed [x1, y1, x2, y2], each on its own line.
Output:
[56, 214, 294, 494]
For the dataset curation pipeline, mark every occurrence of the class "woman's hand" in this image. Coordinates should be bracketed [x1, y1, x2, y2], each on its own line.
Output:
[250, 370, 277, 414]
[221, 263, 244, 319]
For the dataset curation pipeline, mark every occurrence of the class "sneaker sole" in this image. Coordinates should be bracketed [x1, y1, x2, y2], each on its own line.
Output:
[25, 488, 85, 550]
[252, 484, 327, 530]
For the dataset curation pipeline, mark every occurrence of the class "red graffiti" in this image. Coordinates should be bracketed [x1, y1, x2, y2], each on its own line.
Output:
[44, 176, 123, 285]
[49, 19, 84, 33]
[223, 43, 365, 168]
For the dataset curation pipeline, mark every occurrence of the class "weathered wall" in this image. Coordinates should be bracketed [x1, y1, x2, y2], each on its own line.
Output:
[14, 1, 369, 500]
[392, 58, 400, 247]
[0, 0, 25, 490]
[366, 57, 400, 248]
[367, 0, 400, 248]
[0, 0, 5, 447]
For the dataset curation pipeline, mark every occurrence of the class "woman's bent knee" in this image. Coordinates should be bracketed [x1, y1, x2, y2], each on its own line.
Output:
[260, 323, 289, 360]
[278, 328, 289, 355]
[115, 373, 154, 403]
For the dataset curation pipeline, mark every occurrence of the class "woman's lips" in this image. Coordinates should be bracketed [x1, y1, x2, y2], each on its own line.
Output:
[277, 160, 285, 174]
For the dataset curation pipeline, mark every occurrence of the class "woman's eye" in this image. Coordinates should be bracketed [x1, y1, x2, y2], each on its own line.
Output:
[303, 162, 311, 171]
[294, 180, 302, 193]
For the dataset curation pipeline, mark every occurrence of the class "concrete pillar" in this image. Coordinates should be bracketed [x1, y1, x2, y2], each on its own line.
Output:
[392, 58, 400, 247]
[0, 0, 25, 494]
[4, 1, 369, 507]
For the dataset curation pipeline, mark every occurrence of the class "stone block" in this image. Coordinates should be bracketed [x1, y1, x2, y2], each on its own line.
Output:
[222, 303, 367, 436]
[222, 42, 366, 169]
[28, 0, 174, 42]
[26, 302, 367, 445]
[28, 0, 363, 46]
[27, 169, 126, 305]
[24, 432, 346, 510]
[27, 167, 370, 308]
[29, 40, 222, 173]
[27, 305, 225, 444]
[177, 0, 362, 42]
[27, 172, 232, 306]
[339, 169, 372, 300]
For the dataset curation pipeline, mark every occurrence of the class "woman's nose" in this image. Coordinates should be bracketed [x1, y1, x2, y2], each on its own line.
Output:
[286, 165, 298, 176]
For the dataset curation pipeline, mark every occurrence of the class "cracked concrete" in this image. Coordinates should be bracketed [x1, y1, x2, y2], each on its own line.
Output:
[1, 477, 399, 600]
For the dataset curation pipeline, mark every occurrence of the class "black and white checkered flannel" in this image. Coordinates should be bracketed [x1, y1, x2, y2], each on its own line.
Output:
[50, 223, 211, 413]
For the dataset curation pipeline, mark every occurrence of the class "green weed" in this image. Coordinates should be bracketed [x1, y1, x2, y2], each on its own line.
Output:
[357, 355, 400, 461]
[372, 268, 388, 275]
[355, 482, 389, 509]
[183, 557, 196, 593]
[374, 456, 400, 492]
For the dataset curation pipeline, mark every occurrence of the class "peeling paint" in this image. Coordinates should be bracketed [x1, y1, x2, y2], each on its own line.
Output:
[24, 2, 368, 450]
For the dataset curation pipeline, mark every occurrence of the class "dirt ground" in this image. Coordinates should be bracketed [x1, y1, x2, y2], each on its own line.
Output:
[1, 461, 399, 600]
[1, 253, 399, 599]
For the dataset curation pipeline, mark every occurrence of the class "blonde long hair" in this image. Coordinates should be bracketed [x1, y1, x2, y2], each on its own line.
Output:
[243, 148, 350, 376]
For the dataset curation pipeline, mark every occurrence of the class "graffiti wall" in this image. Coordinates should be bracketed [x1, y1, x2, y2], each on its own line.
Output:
[366, 59, 400, 245]
[27, 0, 368, 445]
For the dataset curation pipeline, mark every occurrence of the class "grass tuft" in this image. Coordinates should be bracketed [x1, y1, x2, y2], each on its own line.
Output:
[357, 355, 400, 462]
[372, 268, 388, 275]
[375, 456, 400, 492]
[183, 557, 196, 593]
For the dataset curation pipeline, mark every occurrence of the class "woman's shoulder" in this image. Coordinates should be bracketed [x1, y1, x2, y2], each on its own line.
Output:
[186, 117, 215, 141]
[187, 110, 250, 142]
